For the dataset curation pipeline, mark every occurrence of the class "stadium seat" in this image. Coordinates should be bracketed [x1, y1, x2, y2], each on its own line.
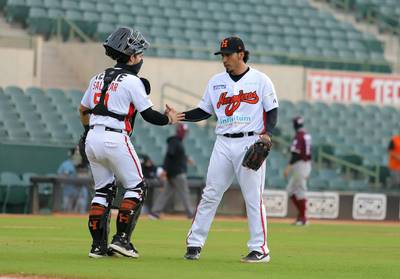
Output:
[0, 172, 30, 213]
[5, 0, 29, 23]
[3, 0, 391, 71]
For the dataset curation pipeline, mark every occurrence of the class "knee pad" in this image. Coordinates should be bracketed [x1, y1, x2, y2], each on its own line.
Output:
[123, 181, 147, 202]
[92, 182, 117, 207]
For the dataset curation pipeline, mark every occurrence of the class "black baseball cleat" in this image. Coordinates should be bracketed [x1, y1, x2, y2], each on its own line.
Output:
[109, 235, 139, 258]
[88, 244, 108, 259]
[241, 251, 271, 263]
[106, 247, 123, 257]
[184, 247, 201, 260]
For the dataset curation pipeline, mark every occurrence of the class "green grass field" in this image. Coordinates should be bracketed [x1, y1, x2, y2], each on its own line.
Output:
[0, 215, 399, 279]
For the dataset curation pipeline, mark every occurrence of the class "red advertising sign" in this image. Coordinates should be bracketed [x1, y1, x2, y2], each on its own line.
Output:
[307, 70, 400, 105]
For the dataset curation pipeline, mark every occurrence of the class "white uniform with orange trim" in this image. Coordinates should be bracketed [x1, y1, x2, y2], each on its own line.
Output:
[186, 67, 278, 254]
[81, 70, 152, 200]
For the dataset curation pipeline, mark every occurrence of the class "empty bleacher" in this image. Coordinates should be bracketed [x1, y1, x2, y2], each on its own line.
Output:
[326, 0, 400, 34]
[0, 0, 391, 72]
[1, 85, 399, 193]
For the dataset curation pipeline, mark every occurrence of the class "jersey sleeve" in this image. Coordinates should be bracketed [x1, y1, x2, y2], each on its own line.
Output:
[81, 77, 95, 108]
[261, 74, 279, 112]
[197, 83, 213, 114]
[130, 77, 153, 112]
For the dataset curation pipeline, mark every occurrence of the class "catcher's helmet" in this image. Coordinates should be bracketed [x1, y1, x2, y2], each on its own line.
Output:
[103, 27, 150, 58]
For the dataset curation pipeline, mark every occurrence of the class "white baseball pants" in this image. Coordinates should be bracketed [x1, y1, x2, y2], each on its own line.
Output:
[186, 134, 269, 255]
[85, 125, 144, 204]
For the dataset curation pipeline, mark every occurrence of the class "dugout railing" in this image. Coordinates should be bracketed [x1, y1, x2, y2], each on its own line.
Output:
[29, 175, 205, 214]
[272, 136, 382, 187]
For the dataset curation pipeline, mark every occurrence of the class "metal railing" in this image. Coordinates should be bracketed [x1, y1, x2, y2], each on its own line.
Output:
[160, 83, 200, 111]
[55, 17, 92, 42]
[272, 134, 381, 187]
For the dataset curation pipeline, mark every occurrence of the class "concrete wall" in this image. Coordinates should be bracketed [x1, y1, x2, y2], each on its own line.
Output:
[57, 42, 306, 109]
[0, 48, 36, 88]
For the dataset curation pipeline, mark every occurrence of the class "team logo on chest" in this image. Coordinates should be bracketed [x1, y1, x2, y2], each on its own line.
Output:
[216, 90, 259, 116]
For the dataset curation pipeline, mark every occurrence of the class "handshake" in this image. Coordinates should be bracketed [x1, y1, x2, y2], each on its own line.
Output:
[164, 104, 185, 125]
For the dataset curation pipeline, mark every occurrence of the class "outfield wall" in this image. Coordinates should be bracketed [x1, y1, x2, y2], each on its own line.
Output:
[174, 187, 400, 221]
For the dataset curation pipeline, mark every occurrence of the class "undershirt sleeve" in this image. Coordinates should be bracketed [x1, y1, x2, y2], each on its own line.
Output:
[140, 108, 169, 126]
[183, 107, 212, 122]
[265, 108, 278, 136]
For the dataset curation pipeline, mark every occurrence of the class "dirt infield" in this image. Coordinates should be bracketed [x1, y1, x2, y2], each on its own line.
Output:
[1, 213, 399, 226]
[1, 276, 62, 279]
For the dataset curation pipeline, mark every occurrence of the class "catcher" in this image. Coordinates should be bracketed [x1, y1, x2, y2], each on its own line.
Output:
[79, 27, 181, 259]
[178, 36, 278, 263]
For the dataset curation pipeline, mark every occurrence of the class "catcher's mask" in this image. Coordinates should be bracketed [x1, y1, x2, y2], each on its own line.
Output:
[293, 116, 304, 130]
[103, 27, 150, 59]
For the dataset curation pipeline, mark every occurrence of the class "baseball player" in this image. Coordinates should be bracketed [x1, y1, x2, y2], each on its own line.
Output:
[178, 37, 279, 263]
[79, 27, 181, 258]
[284, 116, 312, 226]
[387, 134, 400, 188]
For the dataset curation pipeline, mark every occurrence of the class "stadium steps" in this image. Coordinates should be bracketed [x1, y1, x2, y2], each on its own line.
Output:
[40, 42, 85, 90]
[0, 11, 29, 37]
[309, 0, 400, 72]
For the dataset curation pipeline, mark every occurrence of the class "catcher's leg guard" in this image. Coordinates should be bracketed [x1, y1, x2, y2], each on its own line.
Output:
[116, 182, 147, 240]
[88, 182, 116, 255]
[110, 182, 147, 257]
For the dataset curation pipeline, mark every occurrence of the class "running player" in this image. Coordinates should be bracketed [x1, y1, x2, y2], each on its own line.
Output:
[284, 116, 312, 226]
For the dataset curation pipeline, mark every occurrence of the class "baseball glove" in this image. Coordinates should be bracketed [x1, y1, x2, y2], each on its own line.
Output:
[78, 125, 89, 164]
[242, 138, 272, 171]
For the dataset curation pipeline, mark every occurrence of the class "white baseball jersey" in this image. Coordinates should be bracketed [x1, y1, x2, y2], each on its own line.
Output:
[187, 67, 278, 255]
[198, 67, 279, 135]
[81, 70, 153, 134]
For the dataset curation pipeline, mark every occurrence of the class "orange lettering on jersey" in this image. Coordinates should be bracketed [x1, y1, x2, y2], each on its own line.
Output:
[109, 82, 118, 92]
[92, 81, 103, 91]
[216, 90, 259, 116]
[93, 92, 110, 107]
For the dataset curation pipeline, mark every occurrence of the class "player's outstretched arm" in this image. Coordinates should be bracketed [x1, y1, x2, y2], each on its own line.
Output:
[179, 107, 212, 122]
[140, 105, 182, 126]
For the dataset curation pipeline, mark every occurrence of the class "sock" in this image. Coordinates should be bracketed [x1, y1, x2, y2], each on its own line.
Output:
[297, 199, 307, 222]
[290, 195, 301, 220]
